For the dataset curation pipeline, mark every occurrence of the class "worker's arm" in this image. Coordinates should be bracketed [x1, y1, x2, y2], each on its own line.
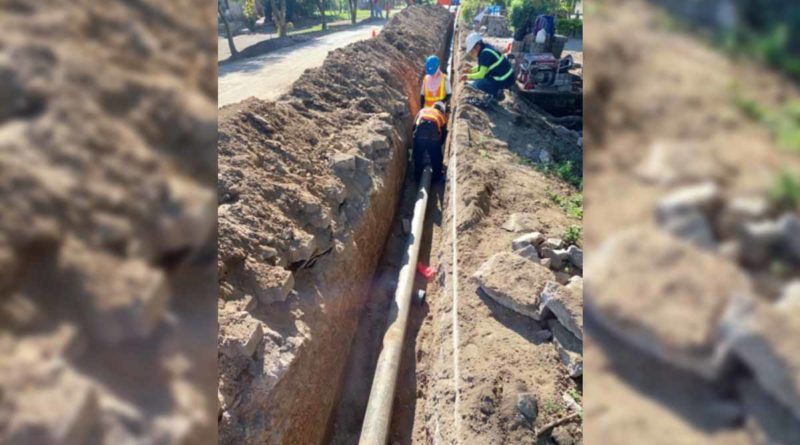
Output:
[466, 65, 489, 80]
[419, 82, 425, 108]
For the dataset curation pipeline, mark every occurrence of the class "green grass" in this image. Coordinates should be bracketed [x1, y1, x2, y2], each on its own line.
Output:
[732, 87, 800, 153]
[537, 160, 582, 189]
[567, 387, 582, 404]
[563, 225, 581, 246]
[546, 188, 583, 219]
[542, 398, 565, 416]
[769, 170, 800, 211]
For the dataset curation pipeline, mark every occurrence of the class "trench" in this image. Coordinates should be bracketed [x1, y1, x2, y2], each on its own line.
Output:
[325, 19, 457, 445]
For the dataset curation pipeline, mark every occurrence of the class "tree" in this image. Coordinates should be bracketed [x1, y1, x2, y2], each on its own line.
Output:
[347, 0, 358, 24]
[219, 2, 239, 58]
[318, 0, 328, 30]
[270, 0, 288, 37]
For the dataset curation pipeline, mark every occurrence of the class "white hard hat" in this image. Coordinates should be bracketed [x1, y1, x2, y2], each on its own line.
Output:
[465, 32, 482, 53]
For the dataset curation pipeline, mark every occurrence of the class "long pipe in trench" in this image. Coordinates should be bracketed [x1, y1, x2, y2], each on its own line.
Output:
[358, 166, 432, 445]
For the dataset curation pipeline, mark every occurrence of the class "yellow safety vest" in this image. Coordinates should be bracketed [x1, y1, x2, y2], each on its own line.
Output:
[416, 107, 447, 132]
[482, 48, 514, 81]
[423, 74, 447, 108]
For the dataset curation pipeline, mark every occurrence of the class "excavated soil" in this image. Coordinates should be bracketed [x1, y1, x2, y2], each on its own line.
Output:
[0, 0, 217, 443]
[397, 25, 585, 445]
[585, 0, 800, 443]
[217, 6, 453, 445]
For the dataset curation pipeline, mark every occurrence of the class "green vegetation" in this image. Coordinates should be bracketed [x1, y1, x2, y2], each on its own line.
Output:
[567, 387, 582, 404]
[733, 89, 800, 152]
[537, 160, 582, 189]
[769, 170, 800, 211]
[546, 188, 582, 218]
[556, 17, 582, 36]
[459, 0, 580, 31]
[542, 398, 564, 416]
[563, 225, 581, 245]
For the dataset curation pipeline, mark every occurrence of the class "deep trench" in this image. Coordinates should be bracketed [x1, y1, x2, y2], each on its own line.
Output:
[324, 22, 457, 445]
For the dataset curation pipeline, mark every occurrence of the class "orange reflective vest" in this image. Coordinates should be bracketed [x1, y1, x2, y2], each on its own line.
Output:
[415, 107, 447, 132]
[423, 74, 447, 108]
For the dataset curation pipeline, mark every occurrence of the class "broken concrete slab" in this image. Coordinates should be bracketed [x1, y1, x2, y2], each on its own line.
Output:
[566, 245, 582, 269]
[719, 295, 800, 421]
[541, 248, 570, 269]
[542, 238, 564, 250]
[540, 281, 583, 340]
[515, 244, 540, 262]
[660, 209, 716, 249]
[548, 320, 582, 378]
[656, 182, 721, 221]
[586, 226, 753, 380]
[511, 232, 545, 250]
[474, 252, 556, 320]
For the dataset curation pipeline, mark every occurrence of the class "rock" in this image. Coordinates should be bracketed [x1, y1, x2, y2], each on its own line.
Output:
[777, 213, 800, 261]
[540, 258, 552, 269]
[739, 219, 783, 266]
[778, 281, 800, 310]
[511, 232, 545, 250]
[219, 312, 264, 359]
[243, 260, 295, 305]
[515, 244, 540, 262]
[586, 226, 753, 379]
[551, 426, 578, 445]
[540, 281, 583, 340]
[555, 272, 571, 285]
[660, 209, 716, 249]
[566, 245, 583, 269]
[532, 329, 553, 343]
[656, 182, 721, 221]
[542, 238, 564, 250]
[719, 295, 800, 421]
[549, 320, 583, 377]
[717, 240, 740, 262]
[566, 275, 583, 293]
[542, 248, 570, 269]
[718, 196, 770, 238]
[501, 213, 540, 233]
[516, 393, 538, 422]
[473, 252, 556, 320]
[331, 152, 356, 177]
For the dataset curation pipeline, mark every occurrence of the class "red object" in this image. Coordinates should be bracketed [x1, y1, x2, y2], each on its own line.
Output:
[437, 0, 451, 5]
[506, 42, 512, 53]
[371, 29, 377, 38]
[417, 262, 437, 280]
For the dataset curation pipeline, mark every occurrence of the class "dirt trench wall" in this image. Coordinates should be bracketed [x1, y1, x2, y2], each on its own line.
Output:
[217, 6, 453, 444]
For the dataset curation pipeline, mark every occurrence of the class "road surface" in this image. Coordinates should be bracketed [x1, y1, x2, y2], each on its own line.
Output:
[219, 23, 382, 107]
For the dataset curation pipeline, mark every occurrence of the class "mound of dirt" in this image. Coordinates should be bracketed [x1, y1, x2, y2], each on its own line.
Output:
[217, 6, 452, 444]
[0, 0, 217, 444]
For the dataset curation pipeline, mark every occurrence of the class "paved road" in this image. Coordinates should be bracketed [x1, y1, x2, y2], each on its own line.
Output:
[218, 22, 383, 107]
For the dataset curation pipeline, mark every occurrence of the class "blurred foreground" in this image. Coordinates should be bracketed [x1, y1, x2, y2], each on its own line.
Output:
[585, 0, 800, 443]
[0, 1, 217, 443]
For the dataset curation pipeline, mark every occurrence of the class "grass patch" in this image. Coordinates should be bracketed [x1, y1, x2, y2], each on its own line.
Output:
[732, 87, 800, 153]
[567, 387, 582, 404]
[563, 225, 581, 246]
[546, 188, 583, 219]
[542, 398, 564, 417]
[769, 170, 800, 211]
[537, 160, 582, 189]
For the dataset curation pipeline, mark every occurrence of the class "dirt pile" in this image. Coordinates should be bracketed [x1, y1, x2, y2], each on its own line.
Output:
[217, 6, 452, 444]
[406, 27, 584, 445]
[0, 0, 217, 444]
[584, 0, 800, 442]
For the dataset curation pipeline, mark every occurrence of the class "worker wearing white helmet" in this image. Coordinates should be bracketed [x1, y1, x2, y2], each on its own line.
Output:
[459, 32, 515, 106]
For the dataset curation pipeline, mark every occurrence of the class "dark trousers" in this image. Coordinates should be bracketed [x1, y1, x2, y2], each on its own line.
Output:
[469, 75, 515, 97]
[412, 134, 444, 182]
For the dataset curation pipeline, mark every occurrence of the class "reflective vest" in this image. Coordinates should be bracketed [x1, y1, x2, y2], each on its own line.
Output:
[415, 107, 447, 132]
[481, 47, 514, 82]
[423, 74, 447, 108]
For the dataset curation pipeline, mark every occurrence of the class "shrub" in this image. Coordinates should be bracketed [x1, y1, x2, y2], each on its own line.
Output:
[556, 17, 582, 36]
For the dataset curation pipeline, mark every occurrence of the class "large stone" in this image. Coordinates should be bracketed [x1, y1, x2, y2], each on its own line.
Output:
[656, 182, 721, 221]
[660, 209, 716, 249]
[635, 140, 724, 186]
[719, 295, 800, 421]
[739, 219, 783, 266]
[511, 232, 545, 250]
[219, 310, 264, 359]
[566, 245, 583, 269]
[515, 244, 540, 262]
[777, 213, 800, 261]
[540, 281, 583, 340]
[542, 237, 564, 250]
[516, 393, 538, 422]
[717, 196, 770, 238]
[541, 248, 570, 269]
[331, 152, 356, 177]
[473, 252, 556, 320]
[586, 226, 752, 379]
[549, 320, 583, 377]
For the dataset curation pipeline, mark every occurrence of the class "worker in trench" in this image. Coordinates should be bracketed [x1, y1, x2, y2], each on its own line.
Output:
[459, 31, 515, 108]
[411, 101, 447, 183]
[419, 55, 452, 109]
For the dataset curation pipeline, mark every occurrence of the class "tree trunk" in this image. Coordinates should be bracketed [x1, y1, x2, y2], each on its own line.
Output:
[320, 0, 327, 30]
[270, 0, 288, 37]
[219, 4, 239, 58]
[349, 0, 357, 23]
